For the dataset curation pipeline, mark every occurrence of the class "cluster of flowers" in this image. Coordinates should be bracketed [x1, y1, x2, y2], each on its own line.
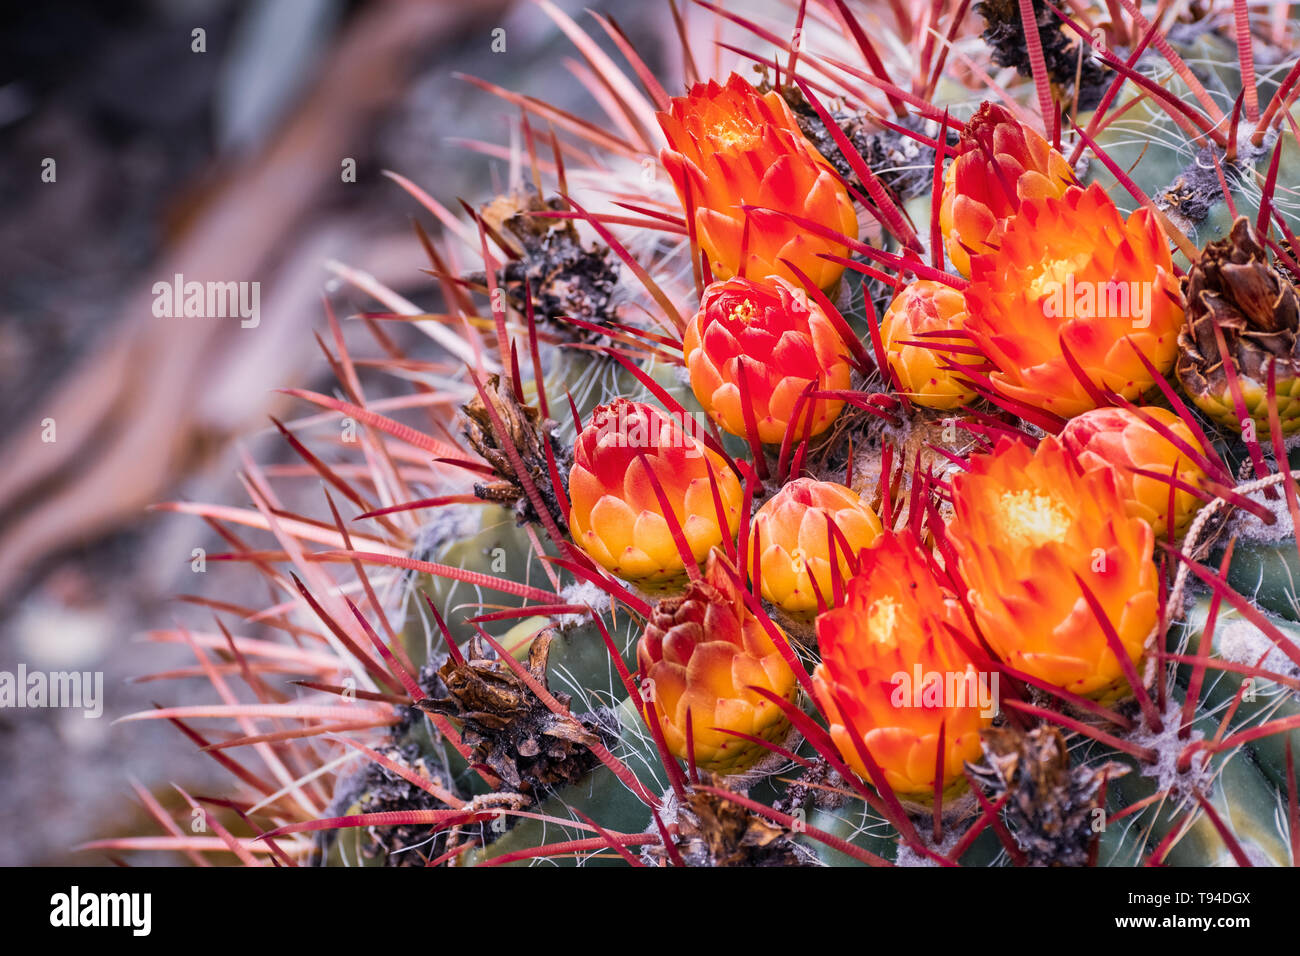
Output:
[567, 76, 1215, 799]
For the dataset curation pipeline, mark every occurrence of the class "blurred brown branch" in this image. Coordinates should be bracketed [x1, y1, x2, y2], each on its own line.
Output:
[0, 0, 509, 602]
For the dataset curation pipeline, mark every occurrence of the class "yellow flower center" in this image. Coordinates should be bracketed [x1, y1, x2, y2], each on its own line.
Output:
[790, 547, 806, 574]
[866, 596, 901, 646]
[708, 117, 760, 151]
[1025, 256, 1085, 305]
[996, 490, 1071, 547]
[729, 299, 758, 324]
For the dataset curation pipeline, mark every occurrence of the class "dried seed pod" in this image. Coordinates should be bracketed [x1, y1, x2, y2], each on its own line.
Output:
[323, 743, 457, 867]
[462, 373, 569, 530]
[418, 630, 606, 795]
[976, 0, 1109, 111]
[644, 773, 815, 867]
[1176, 216, 1300, 437]
[475, 193, 620, 338]
[967, 724, 1128, 867]
[782, 87, 940, 200]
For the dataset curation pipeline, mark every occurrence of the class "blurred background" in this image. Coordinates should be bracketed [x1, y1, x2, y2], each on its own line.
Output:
[0, 0, 670, 865]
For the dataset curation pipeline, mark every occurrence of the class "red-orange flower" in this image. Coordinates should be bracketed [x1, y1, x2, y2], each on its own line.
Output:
[813, 530, 993, 799]
[747, 478, 883, 622]
[1060, 405, 1209, 538]
[684, 275, 852, 445]
[568, 399, 741, 589]
[880, 278, 981, 409]
[964, 182, 1184, 420]
[638, 551, 797, 774]
[939, 101, 1079, 276]
[949, 436, 1158, 701]
[658, 73, 858, 290]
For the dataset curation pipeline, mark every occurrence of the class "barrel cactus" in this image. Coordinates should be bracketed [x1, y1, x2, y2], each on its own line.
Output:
[92, 0, 1300, 868]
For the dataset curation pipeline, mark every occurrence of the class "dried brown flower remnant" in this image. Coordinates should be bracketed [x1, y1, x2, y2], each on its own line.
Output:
[320, 743, 456, 867]
[968, 724, 1127, 867]
[477, 193, 620, 337]
[1177, 216, 1300, 436]
[462, 373, 569, 529]
[646, 774, 815, 867]
[418, 630, 603, 795]
[976, 0, 1109, 111]
[780, 86, 938, 200]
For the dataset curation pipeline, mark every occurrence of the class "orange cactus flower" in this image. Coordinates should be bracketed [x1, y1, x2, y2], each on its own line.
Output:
[880, 278, 982, 409]
[637, 551, 797, 774]
[949, 436, 1159, 702]
[1060, 406, 1209, 538]
[568, 399, 742, 589]
[812, 529, 994, 799]
[658, 73, 858, 290]
[964, 182, 1184, 420]
[683, 275, 852, 445]
[939, 101, 1079, 276]
[747, 478, 883, 622]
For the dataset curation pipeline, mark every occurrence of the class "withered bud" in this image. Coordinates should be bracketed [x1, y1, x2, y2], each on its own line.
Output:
[967, 724, 1128, 867]
[1177, 217, 1300, 436]
[473, 193, 619, 338]
[643, 772, 815, 867]
[418, 631, 605, 795]
[462, 373, 569, 529]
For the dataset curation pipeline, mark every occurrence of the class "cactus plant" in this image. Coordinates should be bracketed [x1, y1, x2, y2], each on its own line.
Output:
[88, 0, 1300, 869]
